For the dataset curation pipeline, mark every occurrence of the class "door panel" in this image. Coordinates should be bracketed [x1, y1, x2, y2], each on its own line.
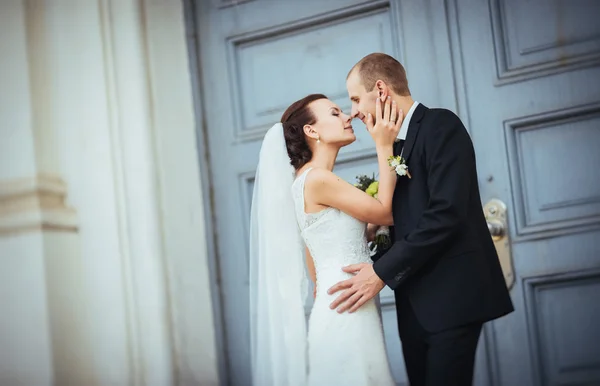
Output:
[489, 0, 600, 84]
[450, 0, 600, 385]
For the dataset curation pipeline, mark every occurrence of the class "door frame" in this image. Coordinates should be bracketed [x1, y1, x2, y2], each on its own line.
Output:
[183, 0, 229, 384]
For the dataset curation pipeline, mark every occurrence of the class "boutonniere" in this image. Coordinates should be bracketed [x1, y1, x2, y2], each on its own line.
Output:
[388, 155, 412, 179]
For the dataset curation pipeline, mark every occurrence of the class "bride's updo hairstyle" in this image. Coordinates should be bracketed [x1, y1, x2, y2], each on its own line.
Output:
[281, 93, 327, 170]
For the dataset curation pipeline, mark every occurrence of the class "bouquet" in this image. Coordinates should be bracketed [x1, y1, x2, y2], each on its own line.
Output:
[354, 174, 392, 256]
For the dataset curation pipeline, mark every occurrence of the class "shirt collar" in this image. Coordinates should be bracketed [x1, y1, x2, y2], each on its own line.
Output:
[397, 101, 419, 141]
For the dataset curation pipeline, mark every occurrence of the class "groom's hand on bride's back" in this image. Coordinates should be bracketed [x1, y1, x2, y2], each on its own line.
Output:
[327, 263, 385, 313]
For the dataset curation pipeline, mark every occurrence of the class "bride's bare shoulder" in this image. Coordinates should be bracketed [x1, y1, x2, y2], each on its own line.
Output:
[304, 168, 346, 191]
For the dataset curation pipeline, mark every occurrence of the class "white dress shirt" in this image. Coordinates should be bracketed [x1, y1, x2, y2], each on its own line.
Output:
[397, 101, 420, 141]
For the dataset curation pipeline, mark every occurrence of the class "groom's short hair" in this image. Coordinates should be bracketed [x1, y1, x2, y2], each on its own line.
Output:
[348, 53, 411, 96]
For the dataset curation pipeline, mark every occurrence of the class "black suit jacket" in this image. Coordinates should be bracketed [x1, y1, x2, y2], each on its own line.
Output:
[373, 104, 514, 333]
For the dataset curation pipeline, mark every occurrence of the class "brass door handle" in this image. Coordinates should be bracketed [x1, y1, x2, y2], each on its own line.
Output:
[484, 199, 514, 290]
[487, 219, 505, 239]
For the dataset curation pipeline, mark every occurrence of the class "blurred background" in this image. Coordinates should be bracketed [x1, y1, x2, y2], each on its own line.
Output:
[1, 0, 599, 385]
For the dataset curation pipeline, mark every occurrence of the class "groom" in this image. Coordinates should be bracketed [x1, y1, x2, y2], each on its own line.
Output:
[328, 53, 514, 386]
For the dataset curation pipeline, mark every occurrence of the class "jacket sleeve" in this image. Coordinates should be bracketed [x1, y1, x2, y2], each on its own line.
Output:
[373, 111, 475, 290]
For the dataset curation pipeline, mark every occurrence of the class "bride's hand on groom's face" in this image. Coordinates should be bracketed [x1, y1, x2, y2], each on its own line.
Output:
[327, 263, 385, 313]
[366, 96, 403, 148]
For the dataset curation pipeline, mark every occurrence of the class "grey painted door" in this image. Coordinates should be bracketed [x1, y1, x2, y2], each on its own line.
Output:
[448, 1, 600, 385]
[191, 0, 600, 385]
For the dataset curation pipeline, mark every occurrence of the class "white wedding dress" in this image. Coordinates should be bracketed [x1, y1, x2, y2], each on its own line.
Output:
[291, 168, 396, 386]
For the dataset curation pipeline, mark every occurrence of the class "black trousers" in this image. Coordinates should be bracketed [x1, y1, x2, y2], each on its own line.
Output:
[396, 294, 482, 386]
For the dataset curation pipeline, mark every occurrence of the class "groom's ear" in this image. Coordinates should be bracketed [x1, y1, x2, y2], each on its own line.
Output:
[375, 80, 389, 99]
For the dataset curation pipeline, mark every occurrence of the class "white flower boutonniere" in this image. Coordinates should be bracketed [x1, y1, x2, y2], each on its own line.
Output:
[388, 155, 412, 179]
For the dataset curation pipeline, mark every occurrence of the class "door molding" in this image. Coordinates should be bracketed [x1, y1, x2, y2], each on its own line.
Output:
[182, 0, 229, 384]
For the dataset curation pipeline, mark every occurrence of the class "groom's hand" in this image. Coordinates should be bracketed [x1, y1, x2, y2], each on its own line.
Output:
[327, 263, 385, 313]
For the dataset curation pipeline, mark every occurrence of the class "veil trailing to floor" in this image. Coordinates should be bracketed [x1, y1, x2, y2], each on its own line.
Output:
[248, 122, 309, 385]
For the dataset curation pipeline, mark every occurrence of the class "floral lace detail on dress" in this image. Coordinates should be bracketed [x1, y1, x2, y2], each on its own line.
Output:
[304, 209, 333, 228]
[289, 168, 395, 386]
[291, 168, 372, 271]
[292, 168, 335, 229]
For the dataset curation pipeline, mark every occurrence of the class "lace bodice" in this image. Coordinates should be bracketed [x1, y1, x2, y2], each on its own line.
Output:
[290, 168, 395, 386]
[291, 168, 372, 275]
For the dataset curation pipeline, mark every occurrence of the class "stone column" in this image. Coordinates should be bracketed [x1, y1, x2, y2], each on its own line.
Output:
[0, 1, 93, 385]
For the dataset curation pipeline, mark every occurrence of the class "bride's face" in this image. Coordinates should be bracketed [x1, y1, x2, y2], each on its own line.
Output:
[305, 99, 355, 147]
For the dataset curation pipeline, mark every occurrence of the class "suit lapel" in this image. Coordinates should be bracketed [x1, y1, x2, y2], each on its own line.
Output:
[393, 139, 404, 156]
[401, 103, 426, 161]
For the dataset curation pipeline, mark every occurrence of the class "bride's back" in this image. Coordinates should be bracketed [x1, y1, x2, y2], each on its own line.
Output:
[292, 168, 372, 278]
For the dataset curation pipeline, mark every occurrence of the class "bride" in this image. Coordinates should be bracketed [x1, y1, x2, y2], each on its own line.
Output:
[249, 93, 402, 385]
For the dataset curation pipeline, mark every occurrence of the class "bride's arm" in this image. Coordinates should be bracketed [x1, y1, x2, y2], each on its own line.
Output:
[305, 246, 316, 284]
[308, 97, 401, 226]
[306, 165, 394, 226]
[305, 247, 317, 297]
[366, 223, 379, 241]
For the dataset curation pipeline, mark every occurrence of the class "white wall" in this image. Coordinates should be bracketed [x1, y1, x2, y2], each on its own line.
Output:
[1, 2, 58, 383]
[0, 0, 219, 385]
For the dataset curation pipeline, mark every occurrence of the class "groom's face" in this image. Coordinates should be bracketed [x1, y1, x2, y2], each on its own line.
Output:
[346, 71, 379, 125]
